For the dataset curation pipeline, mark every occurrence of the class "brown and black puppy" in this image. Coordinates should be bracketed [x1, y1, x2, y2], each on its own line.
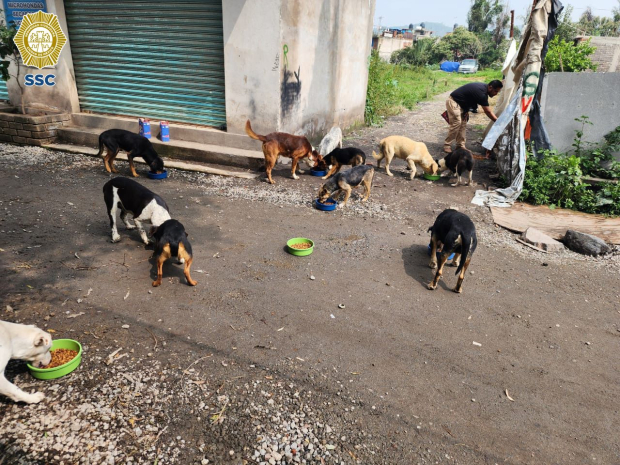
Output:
[97, 129, 164, 177]
[318, 164, 374, 207]
[427, 209, 477, 293]
[436, 147, 475, 186]
[245, 120, 321, 184]
[150, 219, 197, 287]
[315, 147, 366, 179]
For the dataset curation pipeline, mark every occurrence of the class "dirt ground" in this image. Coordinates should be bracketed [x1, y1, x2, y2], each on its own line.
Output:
[1, 91, 619, 465]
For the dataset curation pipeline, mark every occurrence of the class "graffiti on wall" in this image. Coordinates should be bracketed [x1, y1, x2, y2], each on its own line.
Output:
[521, 71, 539, 113]
[280, 45, 301, 118]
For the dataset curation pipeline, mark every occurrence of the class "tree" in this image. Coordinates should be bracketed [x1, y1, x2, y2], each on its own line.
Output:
[391, 38, 435, 66]
[544, 36, 598, 72]
[467, 0, 503, 34]
[432, 27, 482, 62]
[577, 6, 620, 37]
[554, 5, 577, 42]
[491, 4, 510, 46]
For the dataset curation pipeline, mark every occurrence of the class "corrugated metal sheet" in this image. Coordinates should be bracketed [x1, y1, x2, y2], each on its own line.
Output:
[64, 0, 226, 127]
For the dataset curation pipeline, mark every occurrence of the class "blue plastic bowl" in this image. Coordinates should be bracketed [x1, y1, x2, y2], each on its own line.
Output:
[314, 198, 337, 211]
[427, 244, 455, 260]
[310, 168, 327, 177]
[147, 169, 168, 180]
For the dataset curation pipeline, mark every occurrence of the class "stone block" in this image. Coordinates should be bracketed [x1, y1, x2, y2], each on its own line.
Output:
[0, 134, 13, 142]
[30, 130, 54, 138]
[9, 122, 23, 129]
[12, 136, 27, 143]
[4, 128, 17, 136]
[520, 227, 565, 252]
[563, 230, 612, 256]
[0, 121, 9, 128]
[17, 130, 32, 137]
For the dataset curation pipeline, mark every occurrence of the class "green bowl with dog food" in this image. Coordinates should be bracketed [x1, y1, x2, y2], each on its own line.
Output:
[27, 339, 82, 380]
[286, 238, 314, 256]
[423, 173, 441, 181]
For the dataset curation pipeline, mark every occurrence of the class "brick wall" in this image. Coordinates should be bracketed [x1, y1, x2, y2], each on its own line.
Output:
[0, 112, 70, 146]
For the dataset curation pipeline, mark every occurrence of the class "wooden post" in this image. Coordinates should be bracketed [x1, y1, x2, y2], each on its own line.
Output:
[510, 10, 515, 38]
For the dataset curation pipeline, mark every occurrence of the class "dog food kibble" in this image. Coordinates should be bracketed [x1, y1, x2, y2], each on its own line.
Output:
[44, 349, 78, 369]
[290, 243, 312, 250]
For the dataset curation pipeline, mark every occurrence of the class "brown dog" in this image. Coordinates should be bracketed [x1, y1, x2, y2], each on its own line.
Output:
[245, 120, 321, 184]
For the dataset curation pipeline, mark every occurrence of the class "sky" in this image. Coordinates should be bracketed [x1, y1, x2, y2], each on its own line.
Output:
[374, 0, 619, 29]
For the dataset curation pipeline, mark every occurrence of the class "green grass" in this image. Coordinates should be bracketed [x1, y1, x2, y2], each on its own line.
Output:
[364, 53, 503, 126]
[394, 68, 503, 112]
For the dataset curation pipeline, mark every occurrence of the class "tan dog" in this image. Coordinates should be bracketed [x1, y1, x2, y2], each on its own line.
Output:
[1, 320, 52, 404]
[372, 136, 438, 180]
[245, 120, 321, 184]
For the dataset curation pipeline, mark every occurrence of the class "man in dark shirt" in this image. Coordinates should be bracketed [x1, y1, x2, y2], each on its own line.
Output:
[444, 80, 503, 153]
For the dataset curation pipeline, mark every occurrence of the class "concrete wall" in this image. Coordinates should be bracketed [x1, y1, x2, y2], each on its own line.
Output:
[223, 0, 282, 136]
[278, 0, 375, 139]
[5, 0, 80, 114]
[540, 72, 620, 153]
[223, 0, 375, 140]
[376, 36, 412, 62]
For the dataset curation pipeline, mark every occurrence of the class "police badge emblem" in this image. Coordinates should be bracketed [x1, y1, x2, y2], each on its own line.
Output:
[13, 10, 67, 69]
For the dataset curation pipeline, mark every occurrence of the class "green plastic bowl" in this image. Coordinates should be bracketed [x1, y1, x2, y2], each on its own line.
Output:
[424, 173, 441, 181]
[286, 237, 314, 256]
[27, 339, 82, 380]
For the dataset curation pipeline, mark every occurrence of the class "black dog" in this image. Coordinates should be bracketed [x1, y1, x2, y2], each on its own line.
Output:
[151, 219, 197, 287]
[436, 147, 475, 186]
[103, 177, 171, 245]
[427, 209, 477, 293]
[316, 147, 366, 179]
[97, 129, 164, 177]
[318, 164, 374, 207]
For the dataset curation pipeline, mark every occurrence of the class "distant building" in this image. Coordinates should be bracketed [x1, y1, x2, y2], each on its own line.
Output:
[372, 25, 433, 61]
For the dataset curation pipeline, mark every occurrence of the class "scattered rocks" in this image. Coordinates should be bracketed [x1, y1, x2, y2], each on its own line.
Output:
[520, 227, 564, 252]
[563, 230, 612, 257]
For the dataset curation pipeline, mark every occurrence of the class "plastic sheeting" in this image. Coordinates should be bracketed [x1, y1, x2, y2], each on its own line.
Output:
[472, 88, 527, 208]
[440, 61, 460, 73]
[472, 0, 564, 208]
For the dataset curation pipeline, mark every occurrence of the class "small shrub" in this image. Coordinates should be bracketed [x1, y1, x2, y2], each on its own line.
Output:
[520, 125, 620, 216]
[365, 50, 400, 126]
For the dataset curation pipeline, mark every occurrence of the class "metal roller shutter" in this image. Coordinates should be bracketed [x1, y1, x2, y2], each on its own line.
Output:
[0, 82, 8, 101]
[64, 0, 226, 128]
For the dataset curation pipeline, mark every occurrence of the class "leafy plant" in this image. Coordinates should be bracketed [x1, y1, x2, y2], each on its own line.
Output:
[572, 115, 593, 155]
[521, 125, 620, 216]
[0, 17, 18, 82]
[544, 36, 598, 72]
[365, 50, 400, 126]
[0, 13, 25, 113]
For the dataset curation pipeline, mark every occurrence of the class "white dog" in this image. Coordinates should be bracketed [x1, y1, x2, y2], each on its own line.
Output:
[318, 126, 343, 156]
[0, 320, 52, 404]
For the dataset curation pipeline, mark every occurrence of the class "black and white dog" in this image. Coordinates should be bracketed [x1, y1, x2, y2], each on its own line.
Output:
[103, 177, 171, 244]
[436, 147, 475, 187]
[1, 320, 52, 404]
